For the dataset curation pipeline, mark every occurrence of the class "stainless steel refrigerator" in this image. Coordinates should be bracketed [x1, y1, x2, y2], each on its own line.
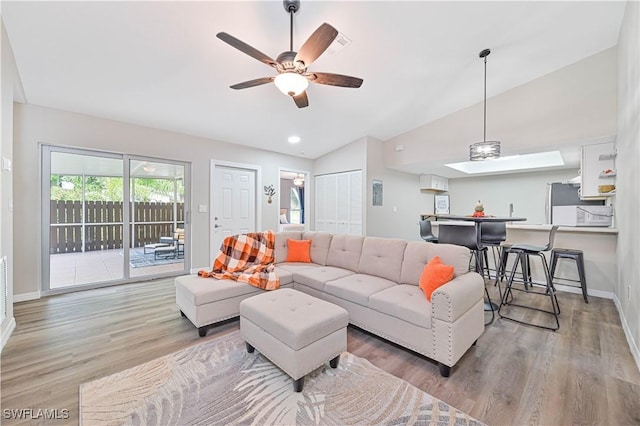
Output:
[545, 182, 605, 224]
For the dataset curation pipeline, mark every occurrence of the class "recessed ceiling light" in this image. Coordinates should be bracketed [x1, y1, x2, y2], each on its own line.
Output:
[288, 136, 301, 144]
[445, 151, 565, 174]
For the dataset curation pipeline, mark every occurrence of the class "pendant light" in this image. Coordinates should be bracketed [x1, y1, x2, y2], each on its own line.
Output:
[470, 48, 501, 161]
[293, 174, 304, 186]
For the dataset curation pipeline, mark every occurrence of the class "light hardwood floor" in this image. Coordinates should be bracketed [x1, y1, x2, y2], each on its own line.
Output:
[1, 278, 639, 425]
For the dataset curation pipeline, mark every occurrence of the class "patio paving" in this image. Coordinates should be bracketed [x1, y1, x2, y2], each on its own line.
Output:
[50, 248, 185, 289]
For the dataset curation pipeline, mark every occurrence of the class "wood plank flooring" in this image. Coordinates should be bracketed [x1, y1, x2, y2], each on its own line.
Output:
[1, 278, 639, 425]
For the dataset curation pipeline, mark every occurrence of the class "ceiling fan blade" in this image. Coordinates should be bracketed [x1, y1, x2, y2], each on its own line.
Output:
[230, 77, 274, 90]
[293, 91, 309, 108]
[308, 72, 363, 88]
[294, 23, 338, 67]
[216, 32, 277, 67]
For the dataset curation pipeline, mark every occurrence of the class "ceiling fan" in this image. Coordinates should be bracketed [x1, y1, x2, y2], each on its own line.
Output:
[216, 0, 363, 108]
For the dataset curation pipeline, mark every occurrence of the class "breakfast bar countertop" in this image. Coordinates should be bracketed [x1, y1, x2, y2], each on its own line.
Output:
[505, 223, 618, 234]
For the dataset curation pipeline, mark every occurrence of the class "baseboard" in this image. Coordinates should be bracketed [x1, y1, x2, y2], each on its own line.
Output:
[554, 284, 613, 300]
[13, 291, 41, 302]
[613, 294, 640, 374]
[1, 317, 16, 352]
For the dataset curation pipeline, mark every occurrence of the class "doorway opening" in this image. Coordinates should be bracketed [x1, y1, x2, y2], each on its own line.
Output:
[278, 169, 310, 232]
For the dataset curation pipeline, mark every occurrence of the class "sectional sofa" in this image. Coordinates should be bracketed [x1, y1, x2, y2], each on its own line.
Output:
[175, 231, 485, 376]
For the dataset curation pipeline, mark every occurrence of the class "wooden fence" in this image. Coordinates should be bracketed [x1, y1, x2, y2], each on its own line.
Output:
[50, 200, 184, 254]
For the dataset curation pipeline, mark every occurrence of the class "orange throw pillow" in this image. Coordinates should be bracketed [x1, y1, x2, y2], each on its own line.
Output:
[285, 239, 312, 263]
[419, 256, 454, 302]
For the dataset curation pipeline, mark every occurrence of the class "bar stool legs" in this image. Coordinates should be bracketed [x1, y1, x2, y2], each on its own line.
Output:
[498, 249, 561, 331]
[549, 248, 588, 303]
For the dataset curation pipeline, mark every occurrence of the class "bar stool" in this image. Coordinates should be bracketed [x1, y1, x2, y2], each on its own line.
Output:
[498, 226, 560, 331]
[480, 222, 507, 279]
[438, 223, 495, 324]
[549, 248, 588, 303]
[419, 219, 438, 243]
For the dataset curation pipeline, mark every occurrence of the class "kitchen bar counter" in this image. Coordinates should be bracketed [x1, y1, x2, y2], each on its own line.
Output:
[506, 223, 617, 234]
[428, 220, 617, 298]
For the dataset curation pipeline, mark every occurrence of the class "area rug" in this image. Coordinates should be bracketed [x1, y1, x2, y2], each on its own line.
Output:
[80, 331, 483, 425]
[126, 249, 183, 268]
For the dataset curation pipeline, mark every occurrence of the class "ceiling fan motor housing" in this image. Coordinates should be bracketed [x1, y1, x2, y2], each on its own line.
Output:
[283, 0, 300, 13]
[276, 51, 305, 73]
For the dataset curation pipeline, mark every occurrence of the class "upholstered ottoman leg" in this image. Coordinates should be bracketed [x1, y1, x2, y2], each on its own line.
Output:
[293, 377, 305, 392]
[198, 326, 207, 337]
[330, 355, 340, 368]
[246, 342, 255, 353]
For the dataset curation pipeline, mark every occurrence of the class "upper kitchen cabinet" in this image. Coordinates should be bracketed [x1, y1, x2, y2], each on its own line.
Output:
[580, 142, 616, 199]
[419, 174, 449, 192]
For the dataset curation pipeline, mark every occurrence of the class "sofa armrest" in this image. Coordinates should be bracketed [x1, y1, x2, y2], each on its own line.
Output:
[431, 272, 484, 323]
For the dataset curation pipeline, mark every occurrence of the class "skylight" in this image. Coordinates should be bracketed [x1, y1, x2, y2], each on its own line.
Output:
[445, 151, 565, 174]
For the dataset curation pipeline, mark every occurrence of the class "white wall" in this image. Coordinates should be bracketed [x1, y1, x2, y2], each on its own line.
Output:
[313, 137, 367, 233]
[366, 137, 432, 241]
[0, 19, 22, 350]
[446, 169, 580, 224]
[615, 0, 640, 370]
[383, 48, 618, 177]
[313, 137, 367, 176]
[12, 103, 313, 296]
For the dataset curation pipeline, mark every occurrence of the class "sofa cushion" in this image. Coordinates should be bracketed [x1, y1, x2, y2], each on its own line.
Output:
[368, 285, 432, 329]
[277, 262, 319, 273]
[302, 231, 334, 266]
[358, 237, 407, 283]
[293, 266, 355, 292]
[324, 274, 396, 307]
[326, 234, 365, 272]
[400, 241, 471, 285]
[273, 266, 294, 285]
[274, 232, 302, 263]
[285, 239, 312, 263]
[175, 275, 261, 306]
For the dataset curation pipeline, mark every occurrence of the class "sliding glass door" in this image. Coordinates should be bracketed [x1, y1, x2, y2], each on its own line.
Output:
[42, 146, 190, 292]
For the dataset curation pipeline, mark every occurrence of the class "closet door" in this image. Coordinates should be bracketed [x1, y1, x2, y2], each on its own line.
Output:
[315, 170, 362, 235]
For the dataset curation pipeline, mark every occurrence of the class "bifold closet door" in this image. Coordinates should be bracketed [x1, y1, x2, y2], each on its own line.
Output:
[315, 170, 362, 235]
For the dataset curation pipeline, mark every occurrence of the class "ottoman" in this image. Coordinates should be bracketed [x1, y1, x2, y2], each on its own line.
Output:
[240, 288, 349, 392]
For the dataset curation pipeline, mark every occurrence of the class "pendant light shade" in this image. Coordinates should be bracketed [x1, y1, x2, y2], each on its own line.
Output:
[470, 48, 501, 161]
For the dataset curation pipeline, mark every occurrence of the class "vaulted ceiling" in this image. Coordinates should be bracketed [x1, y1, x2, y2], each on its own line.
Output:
[2, 1, 626, 165]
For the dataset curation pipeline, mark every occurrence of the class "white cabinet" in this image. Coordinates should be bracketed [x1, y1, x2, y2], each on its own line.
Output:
[315, 170, 363, 235]
[580, 142, 616, 199]
[419, 174, 449, 191]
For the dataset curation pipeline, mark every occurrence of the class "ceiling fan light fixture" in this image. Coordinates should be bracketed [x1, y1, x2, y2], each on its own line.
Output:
[274, 72, 308, 96]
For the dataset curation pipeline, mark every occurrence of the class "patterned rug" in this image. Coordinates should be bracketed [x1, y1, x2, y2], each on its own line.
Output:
[80, 331, 484, 425]
[127, 249, 183, 268]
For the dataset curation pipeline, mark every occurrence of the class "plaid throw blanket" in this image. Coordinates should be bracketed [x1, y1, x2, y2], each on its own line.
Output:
[198, 231, 279, 290]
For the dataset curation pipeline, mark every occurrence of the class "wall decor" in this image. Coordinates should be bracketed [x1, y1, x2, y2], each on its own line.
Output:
[264, 185, 276, 204]
[372, 179, 383, 206]
[434, 194, 450, 214]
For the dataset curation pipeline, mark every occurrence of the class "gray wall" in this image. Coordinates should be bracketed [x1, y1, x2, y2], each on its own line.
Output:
[12, 103, 313, 295]
[615, 0, 640, 369]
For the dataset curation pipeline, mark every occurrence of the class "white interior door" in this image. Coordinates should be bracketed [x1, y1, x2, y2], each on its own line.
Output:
[212, 165, 256, 253]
